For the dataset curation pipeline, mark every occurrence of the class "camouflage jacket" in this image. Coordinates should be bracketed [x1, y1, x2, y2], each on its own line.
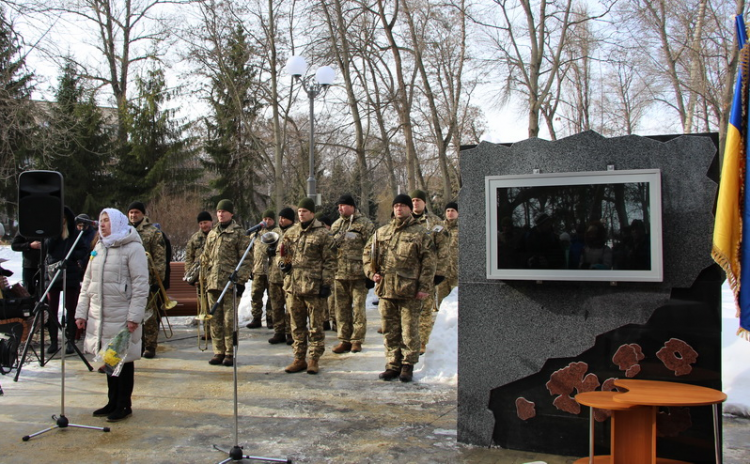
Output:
[363, 216, 436, 299]
[444, 218, 459, 280]
[412, 210, 450, 278]
[200, 220, 252, 291]
[329, 211, 375, 281]
[250, 224, 280, 277]
[268, 225, 291, 285]
[281, 219, 335, 296]
[184, 229, 208, 282]
[132, 216, 166, 285]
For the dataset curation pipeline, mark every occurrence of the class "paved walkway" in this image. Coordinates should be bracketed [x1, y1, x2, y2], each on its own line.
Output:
[1, 317, 748, 463]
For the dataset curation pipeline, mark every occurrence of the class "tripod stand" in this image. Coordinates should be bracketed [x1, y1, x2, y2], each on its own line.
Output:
[210, 227, 290, 463]
[21, 228, 108, 440]
[14, 236, 93, 382]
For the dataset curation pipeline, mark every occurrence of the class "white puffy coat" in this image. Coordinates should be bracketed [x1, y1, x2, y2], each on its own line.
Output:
[75, 227, 149, 363]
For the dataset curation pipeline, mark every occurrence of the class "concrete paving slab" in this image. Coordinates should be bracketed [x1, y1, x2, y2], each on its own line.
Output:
[1, 308, 748, 464]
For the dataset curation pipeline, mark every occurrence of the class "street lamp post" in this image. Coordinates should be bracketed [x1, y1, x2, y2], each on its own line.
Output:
[286, 55, 335, 204]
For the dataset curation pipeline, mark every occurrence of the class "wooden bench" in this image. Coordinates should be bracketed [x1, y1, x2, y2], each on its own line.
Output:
[165, 262, 198, 317]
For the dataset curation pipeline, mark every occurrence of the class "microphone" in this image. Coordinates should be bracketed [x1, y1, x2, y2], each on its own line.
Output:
[75, 215, 99, 228]
[245, 221, 267, 235]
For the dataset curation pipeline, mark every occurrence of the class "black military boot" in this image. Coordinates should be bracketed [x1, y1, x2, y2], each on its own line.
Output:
[246, 317, 262, 329]
[399, 364, 414, 382]
[268, 333, 286, 344]
[379, 367, 400, 381]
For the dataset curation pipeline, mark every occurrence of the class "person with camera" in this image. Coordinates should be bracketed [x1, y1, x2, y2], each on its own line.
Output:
[75, 208, 149, 422]
[279, 198, 335, 374]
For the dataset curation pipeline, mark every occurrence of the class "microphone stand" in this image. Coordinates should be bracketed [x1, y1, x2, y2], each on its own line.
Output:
[21, 228, 108, 441]
[210, 231, 290, 464]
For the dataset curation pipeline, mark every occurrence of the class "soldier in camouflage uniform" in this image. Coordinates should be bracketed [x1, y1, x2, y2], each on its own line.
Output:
[410, 190, 450, 355]
[363, 194, 436, 382]
[330, 194, 375, 354]
[185, 211, 213, 340]
[200, 199, 251, 366]
[267, 207, 295, 345]
[246, 209, 279, 329]
[127, 201, 166, 359]
[279, 198, 335, 375]
[185, 211, 213, 275]
[435, 202, 458, 312]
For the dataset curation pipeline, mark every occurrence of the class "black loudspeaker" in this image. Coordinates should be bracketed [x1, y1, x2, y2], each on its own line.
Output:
[18, 170, 64, 238]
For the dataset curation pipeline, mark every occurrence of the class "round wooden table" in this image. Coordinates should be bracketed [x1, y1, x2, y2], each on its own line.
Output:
[575, 379, 726, 464]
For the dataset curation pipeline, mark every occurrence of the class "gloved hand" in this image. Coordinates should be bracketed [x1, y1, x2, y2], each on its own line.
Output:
[150, 284, 159, 294]
[235, 284, 245, 297]
[433, 275, 445, 286]
[279, 261, 292, 273]
[267, 246, 277, 258]
[319, 285, 331, 298]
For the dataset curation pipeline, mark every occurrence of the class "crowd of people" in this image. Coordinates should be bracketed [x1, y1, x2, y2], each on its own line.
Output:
[9, 190, 460, 422]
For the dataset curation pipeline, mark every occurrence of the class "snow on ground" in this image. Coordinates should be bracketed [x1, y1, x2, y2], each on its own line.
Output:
[3, 245, 747, 410]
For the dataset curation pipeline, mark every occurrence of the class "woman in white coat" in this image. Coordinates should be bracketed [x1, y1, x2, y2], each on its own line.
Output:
[75, 208, 149, 422]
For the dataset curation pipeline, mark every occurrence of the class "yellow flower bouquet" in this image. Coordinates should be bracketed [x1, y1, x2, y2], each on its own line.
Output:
[94, 328, 130, 376]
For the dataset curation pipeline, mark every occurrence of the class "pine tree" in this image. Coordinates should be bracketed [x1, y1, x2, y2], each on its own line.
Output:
[42, 60, 114, 215]
[114, 67, 197, 207]
[203, 24, 264, 224]
[0, 7, 36, 224]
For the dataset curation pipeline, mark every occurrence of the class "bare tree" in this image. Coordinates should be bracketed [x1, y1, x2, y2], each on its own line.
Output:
[320, 0, 372, 215]
[473, 0, 613, 138]
[16, 0, 190, 142]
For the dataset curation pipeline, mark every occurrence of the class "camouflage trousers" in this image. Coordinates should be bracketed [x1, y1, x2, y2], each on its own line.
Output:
[287, 293, 326, 360]
[143, 292, 160, 350]
[380, 297, 422, 369]
[207, 289, 236, 356]
[334, 279, 367, 343]
[251, 274, 272, 322]
[418, 285, 437, 350]
[268, 281, 288, 336]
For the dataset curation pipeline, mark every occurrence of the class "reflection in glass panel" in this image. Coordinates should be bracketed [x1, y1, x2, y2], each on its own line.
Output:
[496, 182, 652, 271]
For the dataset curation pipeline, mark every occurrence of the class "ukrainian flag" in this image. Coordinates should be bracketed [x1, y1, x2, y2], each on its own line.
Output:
[713, 15, 750, 339]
